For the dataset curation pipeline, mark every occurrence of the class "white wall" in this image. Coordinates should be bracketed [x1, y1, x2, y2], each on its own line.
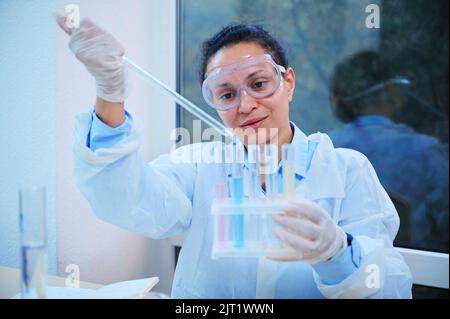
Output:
[0, 0, 57, 275]
[55, 0, 177, 294]
[0, 0, 177, 295]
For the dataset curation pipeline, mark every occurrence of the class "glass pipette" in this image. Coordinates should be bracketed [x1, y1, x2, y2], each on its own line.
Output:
[122, 56, 234, 140]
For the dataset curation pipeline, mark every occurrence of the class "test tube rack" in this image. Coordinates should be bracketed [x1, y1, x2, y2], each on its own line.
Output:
[211, 196, 297, 259]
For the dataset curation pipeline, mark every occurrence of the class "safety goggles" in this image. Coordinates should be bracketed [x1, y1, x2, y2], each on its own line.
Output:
[202, 54, 286, 111]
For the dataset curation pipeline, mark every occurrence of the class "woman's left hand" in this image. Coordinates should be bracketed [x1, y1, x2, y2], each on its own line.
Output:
[267, 199, 347, 264]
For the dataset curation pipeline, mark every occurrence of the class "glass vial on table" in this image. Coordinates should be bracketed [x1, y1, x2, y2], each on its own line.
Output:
[19, 186, 47, 299]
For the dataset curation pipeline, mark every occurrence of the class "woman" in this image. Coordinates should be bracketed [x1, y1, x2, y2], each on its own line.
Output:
[57, 16, 412, 298]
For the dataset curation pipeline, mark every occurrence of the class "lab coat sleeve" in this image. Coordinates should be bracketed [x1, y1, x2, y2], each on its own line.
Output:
[72, 111, 195, 239]
[312, 150, 413, 298]
[88, 110, 134, 150]
[312, 245, 359, 285]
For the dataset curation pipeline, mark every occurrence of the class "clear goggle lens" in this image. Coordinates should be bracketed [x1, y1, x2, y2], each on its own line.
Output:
[202, 55, 285, 111]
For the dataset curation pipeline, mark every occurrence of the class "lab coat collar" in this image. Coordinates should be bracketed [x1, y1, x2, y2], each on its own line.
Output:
[302, 131, 346, 200]
[231, 122, 310, 178]
[289, 122, 310, 178]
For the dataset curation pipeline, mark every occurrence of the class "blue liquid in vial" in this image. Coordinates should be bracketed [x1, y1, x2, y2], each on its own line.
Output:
[21, 242, 46, 298]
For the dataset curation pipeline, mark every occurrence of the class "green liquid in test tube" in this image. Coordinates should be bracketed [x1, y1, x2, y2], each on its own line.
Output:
[282, 144, 296, 199]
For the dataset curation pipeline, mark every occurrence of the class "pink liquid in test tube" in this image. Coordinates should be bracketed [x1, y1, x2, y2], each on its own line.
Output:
[215, 183, 229, 251]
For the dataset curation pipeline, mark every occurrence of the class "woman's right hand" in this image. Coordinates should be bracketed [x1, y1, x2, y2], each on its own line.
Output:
[56, 15, 128, 104]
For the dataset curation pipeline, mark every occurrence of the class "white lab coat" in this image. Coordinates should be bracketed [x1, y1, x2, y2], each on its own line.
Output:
[73, 112, 413, 298]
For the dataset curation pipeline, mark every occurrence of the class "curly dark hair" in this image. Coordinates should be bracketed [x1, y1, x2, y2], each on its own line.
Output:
[198, 23, 288, 85]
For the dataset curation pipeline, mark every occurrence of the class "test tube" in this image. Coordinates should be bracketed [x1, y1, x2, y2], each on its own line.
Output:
[282, 144, 296, 199]
[247, 144, 261, 199]
[262, 144, 279, 197]
[231, 140, 244, 248]
[259, 144, 278, 249]
[247, 144, 262, 248]
[215, 183, 229, 251]
[19, 186, 47, 299]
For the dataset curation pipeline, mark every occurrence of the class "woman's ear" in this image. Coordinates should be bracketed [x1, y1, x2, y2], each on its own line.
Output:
[284, 67, 296, 102]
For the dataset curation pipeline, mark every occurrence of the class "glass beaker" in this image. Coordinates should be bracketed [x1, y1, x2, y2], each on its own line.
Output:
[19, 186, 47, 299]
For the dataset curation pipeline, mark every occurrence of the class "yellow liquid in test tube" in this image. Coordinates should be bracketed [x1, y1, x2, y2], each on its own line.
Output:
[282, 144, 296, 199]
[282, 160, 296, 199]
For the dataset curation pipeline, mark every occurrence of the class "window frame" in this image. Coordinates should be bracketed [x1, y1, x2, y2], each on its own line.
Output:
[174, 0, 449, 292]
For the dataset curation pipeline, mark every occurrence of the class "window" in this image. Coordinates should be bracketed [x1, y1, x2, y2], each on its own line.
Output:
[177, 0, 449, 294]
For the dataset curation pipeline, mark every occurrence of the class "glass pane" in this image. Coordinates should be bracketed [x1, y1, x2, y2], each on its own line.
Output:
[412, 285, 449, 299]
[179, 0, 449, 252]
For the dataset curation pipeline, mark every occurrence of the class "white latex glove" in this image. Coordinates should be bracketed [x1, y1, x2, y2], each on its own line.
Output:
[268, 199, 348, 264]
[56, 15, 128, 103]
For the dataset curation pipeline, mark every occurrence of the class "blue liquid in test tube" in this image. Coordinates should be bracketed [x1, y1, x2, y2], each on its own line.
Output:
[232, 177, 244, 247]
[19, 186, 47, 299]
